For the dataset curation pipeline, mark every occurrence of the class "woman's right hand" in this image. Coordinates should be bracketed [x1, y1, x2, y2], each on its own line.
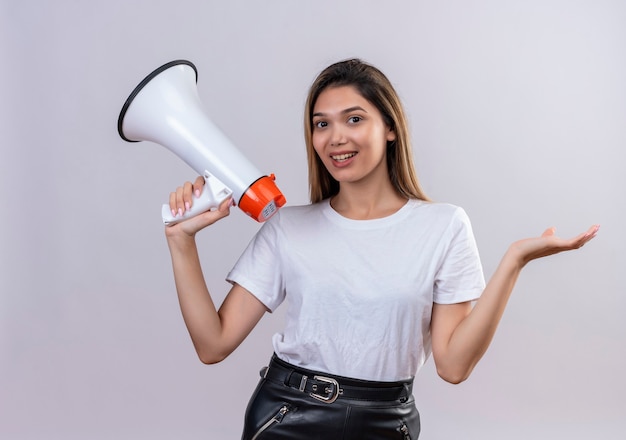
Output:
[165, 175, 234, 239]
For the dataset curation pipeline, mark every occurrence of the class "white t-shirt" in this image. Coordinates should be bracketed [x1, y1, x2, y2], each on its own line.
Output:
[227, 199, 485, 381]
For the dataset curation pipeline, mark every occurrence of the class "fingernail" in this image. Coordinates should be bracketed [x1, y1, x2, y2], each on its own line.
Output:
[171, 209, 176, 217]
[195, 189, 200, 198]
[185, 201, 190, 211]
[178, 208, 183, 217]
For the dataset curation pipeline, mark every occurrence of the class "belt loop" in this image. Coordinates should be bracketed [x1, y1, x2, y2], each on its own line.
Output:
[284, 369, 294, 387]
[400, 383, 411, 403]
[259, 366, 269, 379]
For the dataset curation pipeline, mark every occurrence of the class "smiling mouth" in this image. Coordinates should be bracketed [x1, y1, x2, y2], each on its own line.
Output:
[331, 152, 357, 162]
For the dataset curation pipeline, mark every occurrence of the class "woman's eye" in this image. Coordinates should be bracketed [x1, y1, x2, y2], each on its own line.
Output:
[314, 121, 327, 128]
[348, 116, 362, 124]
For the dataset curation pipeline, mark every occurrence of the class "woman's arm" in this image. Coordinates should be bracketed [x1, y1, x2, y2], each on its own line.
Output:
[164, 178, 268, 364]
[431, 224, 599, 384]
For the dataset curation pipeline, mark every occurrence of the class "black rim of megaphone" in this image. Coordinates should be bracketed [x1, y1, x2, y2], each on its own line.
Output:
[117, 60, 198, 142]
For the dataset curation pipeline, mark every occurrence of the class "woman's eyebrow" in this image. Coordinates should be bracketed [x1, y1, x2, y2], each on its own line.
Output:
[312, 106, 368, 117]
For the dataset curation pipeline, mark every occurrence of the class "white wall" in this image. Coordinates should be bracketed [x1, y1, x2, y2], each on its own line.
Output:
[1, 1, 623, 439]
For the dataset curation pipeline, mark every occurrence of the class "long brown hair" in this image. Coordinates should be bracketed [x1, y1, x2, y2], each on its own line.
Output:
[304, 59, 429, 203]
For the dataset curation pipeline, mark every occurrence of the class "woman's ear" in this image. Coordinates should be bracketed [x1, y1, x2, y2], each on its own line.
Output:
[386, 128, 396, 142]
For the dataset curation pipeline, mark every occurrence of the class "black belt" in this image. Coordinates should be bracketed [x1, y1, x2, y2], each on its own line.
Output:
[260, 354, 413, 404]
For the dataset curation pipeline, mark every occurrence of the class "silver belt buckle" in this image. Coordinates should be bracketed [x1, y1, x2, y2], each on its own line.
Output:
[310, 375, 341, 404]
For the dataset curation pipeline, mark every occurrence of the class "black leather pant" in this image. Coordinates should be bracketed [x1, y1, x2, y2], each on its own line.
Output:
[241, 355, 420, 439]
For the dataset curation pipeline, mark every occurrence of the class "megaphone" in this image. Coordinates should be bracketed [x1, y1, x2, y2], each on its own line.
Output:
[117, 60, 286, 224]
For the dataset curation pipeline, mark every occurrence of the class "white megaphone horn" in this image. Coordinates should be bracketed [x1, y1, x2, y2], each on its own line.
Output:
[117, 60, 286, 224]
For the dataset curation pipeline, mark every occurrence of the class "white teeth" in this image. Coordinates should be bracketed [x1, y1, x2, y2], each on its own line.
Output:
[331, 152, 356, 161]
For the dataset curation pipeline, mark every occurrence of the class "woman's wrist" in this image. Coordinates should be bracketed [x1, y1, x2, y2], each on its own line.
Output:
[165, 226, 198, 250]
[503, 243, 528, 271]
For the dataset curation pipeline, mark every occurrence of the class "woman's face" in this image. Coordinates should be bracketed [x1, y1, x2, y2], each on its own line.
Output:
[311, 86, 396, 188]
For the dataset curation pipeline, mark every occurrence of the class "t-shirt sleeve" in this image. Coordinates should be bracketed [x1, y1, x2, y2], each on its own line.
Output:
[226, 216, 285, 312]
[433, 207, 486, 304]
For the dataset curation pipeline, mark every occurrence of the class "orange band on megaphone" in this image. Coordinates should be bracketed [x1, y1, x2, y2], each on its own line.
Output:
[238, 174, 286, 222]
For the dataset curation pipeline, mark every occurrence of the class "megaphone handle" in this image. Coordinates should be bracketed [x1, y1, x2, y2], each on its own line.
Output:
[161, 173, 233, 226]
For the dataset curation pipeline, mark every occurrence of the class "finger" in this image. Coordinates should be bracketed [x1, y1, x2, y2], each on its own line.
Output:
[196, 199, 232, 224]
[567, 225, 600, 249]
[577, 224, 600, 247]
[583, 224, 600, 239]
[183, 181, 194, 211]
[192, 175, 205, 198]
[218, 196, 234, 212]
[169, 191, 177, 217]
[175, 186, 185, 217]
[541, 227, 556, 238]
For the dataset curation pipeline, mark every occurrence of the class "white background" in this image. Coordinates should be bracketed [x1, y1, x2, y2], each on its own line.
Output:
[1, 1, 624, 439]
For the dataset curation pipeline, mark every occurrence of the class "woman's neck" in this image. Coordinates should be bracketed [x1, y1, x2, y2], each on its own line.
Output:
[330, 180, 408, 220]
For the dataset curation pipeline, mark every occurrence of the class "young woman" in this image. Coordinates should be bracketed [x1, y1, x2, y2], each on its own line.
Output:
[165, 59, 598, 439]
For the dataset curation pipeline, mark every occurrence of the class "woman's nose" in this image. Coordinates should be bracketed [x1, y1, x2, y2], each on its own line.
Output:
[330, 126, 346, 147]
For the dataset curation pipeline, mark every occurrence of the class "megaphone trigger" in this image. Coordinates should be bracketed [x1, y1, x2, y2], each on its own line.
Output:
[161, 172, 233, 226]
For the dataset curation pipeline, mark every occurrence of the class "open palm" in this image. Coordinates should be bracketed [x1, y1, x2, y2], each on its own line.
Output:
[511, 224, 599, 266]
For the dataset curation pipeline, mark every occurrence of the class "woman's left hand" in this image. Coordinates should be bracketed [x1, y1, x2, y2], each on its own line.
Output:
[509, 224, 600, 267]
